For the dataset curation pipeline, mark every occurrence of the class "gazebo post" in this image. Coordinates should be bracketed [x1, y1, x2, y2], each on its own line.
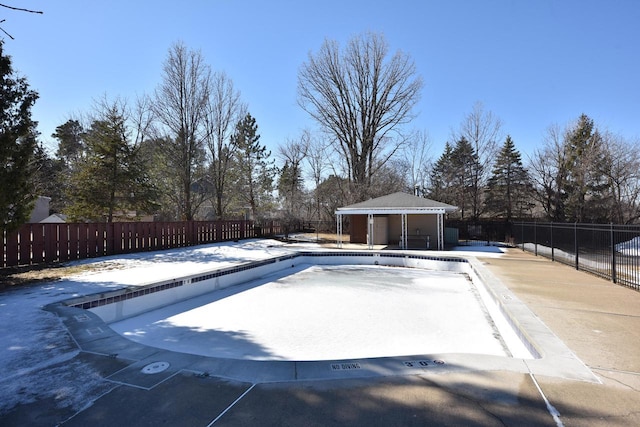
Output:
[367, 213, 374, 250]
[336, 214, 343, 248]
[401, 213, 408, 249]
[437, 212, 443, 250]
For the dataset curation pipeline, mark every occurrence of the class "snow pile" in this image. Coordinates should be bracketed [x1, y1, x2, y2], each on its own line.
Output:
[615, 236, 640, 256]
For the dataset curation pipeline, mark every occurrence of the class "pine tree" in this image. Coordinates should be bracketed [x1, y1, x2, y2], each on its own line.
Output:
[0, 40, 39, 233]
[277, 161, 304, 213]
[485, 136, 533, 220]
[450, 137, 479, 219]
[53, 119, 85, 168]
[51, 119, 86, 212]
[65, 107, 157, 222]
[231, 113, 276, 220]
[428, 142, 455, 204]
[562, 114, 610, 222]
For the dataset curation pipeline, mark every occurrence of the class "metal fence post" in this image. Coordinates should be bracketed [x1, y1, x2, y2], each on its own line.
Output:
[550, 222, 554, 262]
[574, 222, 579, 270]
[534, 221, 538, 256]
[611, 223, 617, 284]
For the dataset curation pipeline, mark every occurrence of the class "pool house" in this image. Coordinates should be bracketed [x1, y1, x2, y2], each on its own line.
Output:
[335, 192, 458, 250]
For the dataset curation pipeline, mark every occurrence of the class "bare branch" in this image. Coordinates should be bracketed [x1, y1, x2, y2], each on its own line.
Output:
[0, 3, 43, 14]
[1, 3, 43, 40]
[0, 22, 13, 40]
[298, 32, 422, 200]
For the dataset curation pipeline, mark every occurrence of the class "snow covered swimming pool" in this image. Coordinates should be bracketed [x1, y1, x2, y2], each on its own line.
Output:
[55, 250, 603, 383]
[108, 264, 529, 361]
[66, 252, 536, 361]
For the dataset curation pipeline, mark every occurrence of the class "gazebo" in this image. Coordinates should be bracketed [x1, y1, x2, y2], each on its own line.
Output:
[335, 192, 458, 250]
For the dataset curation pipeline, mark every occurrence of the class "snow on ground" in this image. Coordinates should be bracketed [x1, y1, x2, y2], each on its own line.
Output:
[616, 236, 640, 256]
[0, 239, 292, 415]
[0, 239, 503, 415]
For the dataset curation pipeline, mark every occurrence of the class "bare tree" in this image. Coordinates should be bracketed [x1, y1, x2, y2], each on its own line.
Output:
[452, 102, 503, 219]
[277, 131, 309, 214]
[203, 71, 245, 219]
[528, 124, 568, 220]
[298, 32, 422, 202]
[398, 129, 432, 196]
[152, 42, 211, 220]
[130, 95, 155, 147]
[304, 133, 331, 228]
[601, 133, 640, 224]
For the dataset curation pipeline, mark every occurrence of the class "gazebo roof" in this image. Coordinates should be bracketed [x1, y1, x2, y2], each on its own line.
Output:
[336, 192, 458, 215]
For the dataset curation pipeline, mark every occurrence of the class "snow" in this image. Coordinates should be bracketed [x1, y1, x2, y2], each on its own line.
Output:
[110, 264, 508, 361]
[0, 239, 292, 415]
[616, 236, 640, 256]
[0, 239, 504, 414]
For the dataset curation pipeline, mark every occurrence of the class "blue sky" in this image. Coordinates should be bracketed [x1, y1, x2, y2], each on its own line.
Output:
[4, 0, 640, 163]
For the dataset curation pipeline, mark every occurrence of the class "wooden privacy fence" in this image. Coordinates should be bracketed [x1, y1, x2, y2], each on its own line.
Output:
[1, 220, 282, 268]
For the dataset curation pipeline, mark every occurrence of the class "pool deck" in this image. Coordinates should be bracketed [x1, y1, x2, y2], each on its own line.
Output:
[4, 247, 640, 426]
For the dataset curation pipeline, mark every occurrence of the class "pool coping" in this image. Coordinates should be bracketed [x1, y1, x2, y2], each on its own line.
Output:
[45, 250, 599, 386]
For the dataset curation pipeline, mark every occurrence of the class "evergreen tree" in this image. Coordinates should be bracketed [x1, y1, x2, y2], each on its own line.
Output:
[315, 174, 349, 223]
[277, 161, 304, 213]
[231, 113, 275, 220]
[450, 137, 479, 219]
[138, 136, 182, 221]
[562, 114, 609, 222]
[31, 143, 62, 213]
[53, 119, 85, 168]
[51, 119, 86, 212]
[0, 40, 39, 233]
[485, 136, 533, 220]
[277, 160, 306, 234]
[65, 106, 157, 222]
[428, 142, 455, 204]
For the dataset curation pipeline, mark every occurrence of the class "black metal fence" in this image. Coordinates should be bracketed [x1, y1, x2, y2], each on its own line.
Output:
[445, 220, 512, 246]
[512, 222, 640, 291]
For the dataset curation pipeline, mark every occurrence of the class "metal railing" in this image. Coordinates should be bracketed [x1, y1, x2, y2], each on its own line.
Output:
[512, 222, 640, 291]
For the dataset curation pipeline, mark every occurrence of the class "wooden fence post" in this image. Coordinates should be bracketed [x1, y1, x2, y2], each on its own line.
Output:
[19, 225, 31, 265]
[5, 229, 18, 266]
[44, 223, 57, 263]
[32, 224, 44, 264]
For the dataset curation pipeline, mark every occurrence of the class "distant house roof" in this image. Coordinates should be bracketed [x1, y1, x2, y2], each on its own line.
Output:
[336, 192, 458, 215]
[28, 196, 52, 223]
[40, 213, 67, 223]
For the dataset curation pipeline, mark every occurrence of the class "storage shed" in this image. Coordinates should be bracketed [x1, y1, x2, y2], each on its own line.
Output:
[335, 192, 458, 250]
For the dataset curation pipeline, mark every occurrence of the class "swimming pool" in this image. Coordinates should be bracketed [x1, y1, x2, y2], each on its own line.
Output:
[58, 251, 597, 383]
[65, 252, 533, 358]
[108, 263, 528, 361]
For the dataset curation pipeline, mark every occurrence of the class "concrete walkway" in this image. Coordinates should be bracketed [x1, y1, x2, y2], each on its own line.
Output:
[3, 248, 640, 426]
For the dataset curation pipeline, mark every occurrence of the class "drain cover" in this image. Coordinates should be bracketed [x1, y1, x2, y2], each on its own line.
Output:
[74, 314, 90, 322]
[141, 361, 170, 374]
